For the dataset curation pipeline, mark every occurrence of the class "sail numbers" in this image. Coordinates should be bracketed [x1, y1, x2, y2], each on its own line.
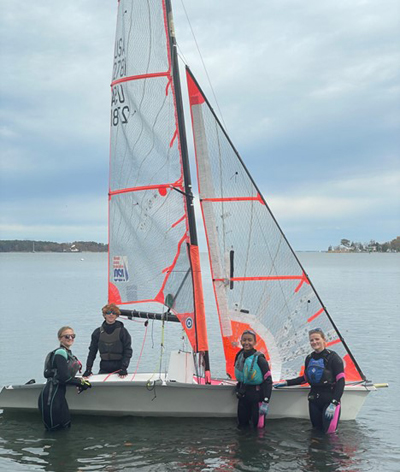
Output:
[113, 38, 126, 80]
[111, 85, 131, 126]
[111, 36, 131, 126]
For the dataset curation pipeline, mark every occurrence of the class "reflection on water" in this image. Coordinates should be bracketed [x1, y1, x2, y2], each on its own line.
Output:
[1, 412, 399, 472]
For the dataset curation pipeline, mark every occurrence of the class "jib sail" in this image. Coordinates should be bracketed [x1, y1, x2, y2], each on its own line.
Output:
[186, 67, 364, 382]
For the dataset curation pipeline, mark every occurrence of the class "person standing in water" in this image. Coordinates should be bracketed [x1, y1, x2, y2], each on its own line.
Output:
[274, 328, 345, 433]
[38, 326, 91, 431]
[83, 304, 132, 378]
[234, 329, 272, 428]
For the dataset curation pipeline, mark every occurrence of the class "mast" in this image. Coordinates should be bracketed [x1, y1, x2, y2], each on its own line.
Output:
[165, 0, 197, 244]
[165, 0, 211, 380]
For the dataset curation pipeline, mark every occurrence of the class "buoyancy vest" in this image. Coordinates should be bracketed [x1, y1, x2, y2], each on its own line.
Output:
[234, 351, 263, 385]
[44, 347, 81, 381]
[98, 325, 123, 361]
[305, 350, 335, 387]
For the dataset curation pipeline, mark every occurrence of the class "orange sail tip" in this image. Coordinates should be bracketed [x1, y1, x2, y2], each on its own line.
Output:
[186, 69, 205, 106]
[343, 354, 363, 381]
[108, 282, 122, 304]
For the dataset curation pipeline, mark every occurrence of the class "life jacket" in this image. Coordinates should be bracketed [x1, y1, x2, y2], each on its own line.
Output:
[43, 347, 81, 381]
[98, 325, 123, 361]
[305, 350, 335, 387]
[234, 351, 263, 385]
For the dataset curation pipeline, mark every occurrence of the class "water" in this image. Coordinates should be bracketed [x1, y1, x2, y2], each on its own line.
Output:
[1, 252, 399, 471]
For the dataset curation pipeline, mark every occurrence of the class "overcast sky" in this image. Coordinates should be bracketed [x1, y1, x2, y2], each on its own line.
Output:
[1, 0, 399, 250]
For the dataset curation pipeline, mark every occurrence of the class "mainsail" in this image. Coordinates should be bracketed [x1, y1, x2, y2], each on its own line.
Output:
[108, 0, 209, 362]
[186, 68, 365, 382]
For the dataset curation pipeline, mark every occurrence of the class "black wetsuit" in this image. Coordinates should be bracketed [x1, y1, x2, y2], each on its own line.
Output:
[38, 346, 82, 431]
[287, 349, 345, 432]
[234, 348, 273, 428]
[85, 320, 132, 374]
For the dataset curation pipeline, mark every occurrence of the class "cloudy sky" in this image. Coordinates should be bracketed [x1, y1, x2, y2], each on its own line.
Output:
[1, 0, 399, 250]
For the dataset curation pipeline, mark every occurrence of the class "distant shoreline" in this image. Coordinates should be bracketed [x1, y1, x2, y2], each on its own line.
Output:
[0, 240, 108, 253]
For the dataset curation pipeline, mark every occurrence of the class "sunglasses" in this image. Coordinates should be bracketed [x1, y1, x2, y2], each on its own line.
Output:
[104, 311, 117, 315]
[62, 334, 76, 340]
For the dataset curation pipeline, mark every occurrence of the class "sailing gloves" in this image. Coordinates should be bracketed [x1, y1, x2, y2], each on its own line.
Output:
[259, 401, 269, 416]
[325, 401, 338, 419]
[118, 368, 128, 378]
[78, 378, 92, 394]
[273, 381, 287, 388]
[82, 369, 92, 378]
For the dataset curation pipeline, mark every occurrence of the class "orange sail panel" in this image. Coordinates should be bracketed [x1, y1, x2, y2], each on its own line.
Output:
[186, 67, 364, 382]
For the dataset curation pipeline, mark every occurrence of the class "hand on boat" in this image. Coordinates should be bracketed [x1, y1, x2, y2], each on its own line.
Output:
[273, 381, 287, 388]
[325, 402, 337, 419]
[82, 370, 92, 378]
[118, 368, 128, 378]
[77, 378, 92, 394]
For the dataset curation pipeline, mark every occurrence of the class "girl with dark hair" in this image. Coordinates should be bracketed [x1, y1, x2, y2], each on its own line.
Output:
[234, 330, 273, 428]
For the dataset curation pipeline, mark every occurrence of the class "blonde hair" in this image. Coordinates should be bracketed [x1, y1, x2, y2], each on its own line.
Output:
[58, 326, 74, 339]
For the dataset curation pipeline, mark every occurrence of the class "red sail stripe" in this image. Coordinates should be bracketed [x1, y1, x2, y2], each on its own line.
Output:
[111, 71, 170, 87]
[307, 308, 324, 323]
[110, 183, 177, 196]
[161, 233, 188, 275]
[171, 215, 185, 228]
[213, 275, 304, 282]
[294, 272, 310, 293]
[170, 129, 178, 148]
[165, 76, 172, 95]
[326, 339, 341, 347]
[202, 195, 264, 203]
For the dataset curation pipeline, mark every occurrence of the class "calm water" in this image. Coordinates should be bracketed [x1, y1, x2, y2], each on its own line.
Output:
[0, 252, 399, 471]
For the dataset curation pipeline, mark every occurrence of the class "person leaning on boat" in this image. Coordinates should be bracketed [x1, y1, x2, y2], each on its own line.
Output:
[83, 304, 132, 378]
[274, 328, 345, 433]
[38, 326, 91, 431]
[234, 329, 272, 428]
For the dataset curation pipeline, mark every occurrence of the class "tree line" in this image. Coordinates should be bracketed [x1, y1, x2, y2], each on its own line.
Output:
[0, 240, 108, 252]
[328, 236, 400, 253]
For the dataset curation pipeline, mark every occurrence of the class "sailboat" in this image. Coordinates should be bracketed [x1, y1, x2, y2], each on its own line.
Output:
[0, 0, 377, 419]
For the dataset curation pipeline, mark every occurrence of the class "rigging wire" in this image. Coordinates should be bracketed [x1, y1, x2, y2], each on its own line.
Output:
[178, 0, 228, 132]
[130, 320, 149, 381]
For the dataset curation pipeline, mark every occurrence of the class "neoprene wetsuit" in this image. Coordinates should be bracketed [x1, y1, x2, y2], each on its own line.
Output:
[234, 348, 272, 428]
[38, 346, 82, 431]
[286, 349, 345, 433]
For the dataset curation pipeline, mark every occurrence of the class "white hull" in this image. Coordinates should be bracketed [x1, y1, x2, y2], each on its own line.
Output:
[0, 373, 374, 420]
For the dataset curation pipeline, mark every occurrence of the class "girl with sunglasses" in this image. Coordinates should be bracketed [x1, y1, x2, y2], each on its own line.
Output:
[274, 328, 345, 433]
[38, 326, 91, 431]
